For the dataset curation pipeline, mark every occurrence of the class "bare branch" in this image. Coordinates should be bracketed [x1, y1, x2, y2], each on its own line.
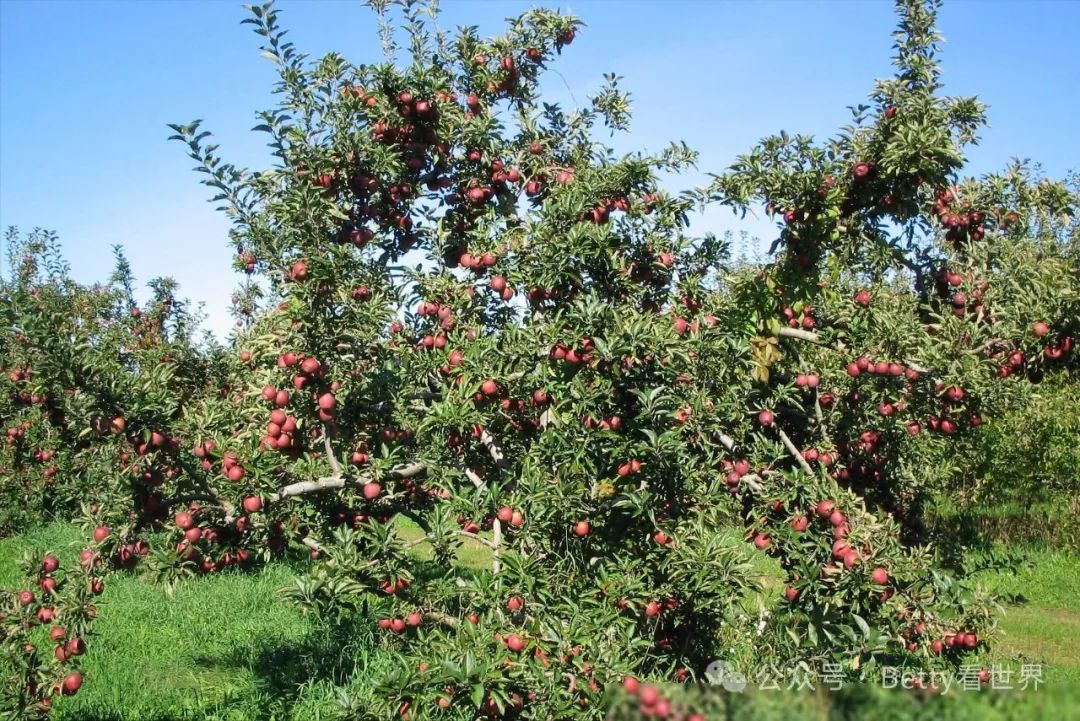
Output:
[777, 326, 933, 376]
[777, 327, 820, 343]
[322, 428, 342, 477]
[464, 468, 484, 489]
[813, 392, 826, 439]
[269, 475, 346, 504]
[775, 427, 816, 476]
[492, 519, 503, 574]
[387, 461, 427, 480]
[741, 473, 765, 493]
[456, 529, 497, 549]
[480, 428, 509, 470]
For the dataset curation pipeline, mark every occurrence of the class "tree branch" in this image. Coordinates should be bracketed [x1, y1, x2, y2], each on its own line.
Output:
[777, 327, 821, 343]
[464, 468, 484, 489]
[777, 327, 932, 375]
[775, 427, 816, 476]
[456, 529, 496, 549]
[480, 429, 509, 470]
[160, 492, 235, 517]
[322, 428, 342, 477]
[387, 462, 426, 480]
[740, 473, 764, 493]
[492, 519, 503, 574]
[269, 475, 346, 504]
[813, 392, 827, 440]
[970, 337, 1006, 356]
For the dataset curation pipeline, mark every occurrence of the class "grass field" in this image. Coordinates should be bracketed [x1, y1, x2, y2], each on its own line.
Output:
[2, 523, 1078, 720]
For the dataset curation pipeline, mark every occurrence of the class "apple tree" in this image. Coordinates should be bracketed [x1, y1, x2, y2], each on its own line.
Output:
[2, 0, 1077, 718]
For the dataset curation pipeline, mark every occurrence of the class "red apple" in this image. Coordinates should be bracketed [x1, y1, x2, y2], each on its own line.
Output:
[62, 673, 83, 695]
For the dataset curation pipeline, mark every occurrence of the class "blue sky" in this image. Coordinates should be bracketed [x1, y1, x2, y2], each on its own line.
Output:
[1, 0, 1077, 338]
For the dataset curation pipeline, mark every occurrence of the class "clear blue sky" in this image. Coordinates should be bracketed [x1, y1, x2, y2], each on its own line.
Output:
[1, 0, 1077, 338]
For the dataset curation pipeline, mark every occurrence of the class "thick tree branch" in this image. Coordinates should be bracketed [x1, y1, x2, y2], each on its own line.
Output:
[269, 476, 346, 503]
[322, 429, 342, 477]
[740, 473, 765, 493]
[464, 468, 485, 489]
[387, 462, 426, 480]
[480, 429, 509, 470]
[492, 519, 503, 574]
[777, 327, 821, 343]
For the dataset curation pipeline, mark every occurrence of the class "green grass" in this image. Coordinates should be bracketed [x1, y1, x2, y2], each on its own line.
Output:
[2, 525, 392, 720]
[976, 547, 1080, 687]
[3, 524, 1079, 720]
